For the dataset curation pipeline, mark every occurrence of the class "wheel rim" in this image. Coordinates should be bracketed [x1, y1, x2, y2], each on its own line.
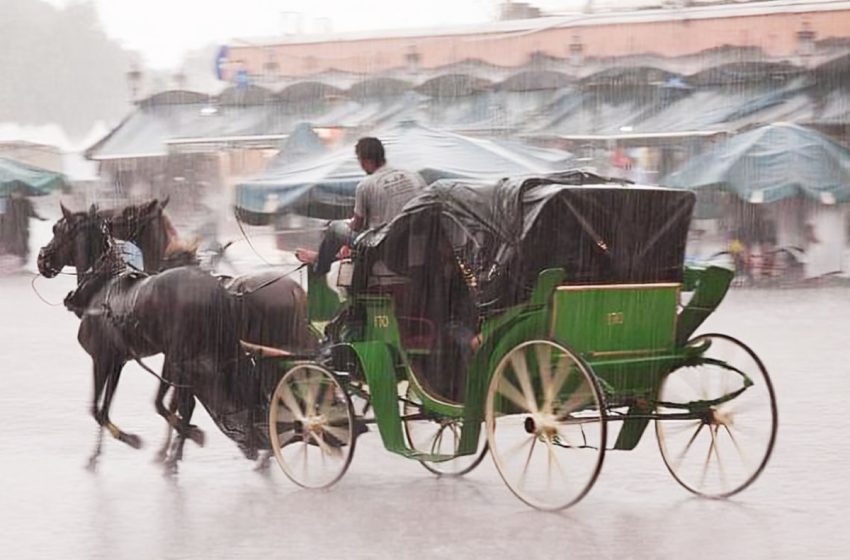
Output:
[485, 340, 606, 511]
[656, 334, 778, 498]
[269, 364, 355, 489]
[403, 387, 488, 477]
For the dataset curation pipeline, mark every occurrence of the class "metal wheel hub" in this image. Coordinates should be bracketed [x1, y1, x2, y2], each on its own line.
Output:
[708, 407, 733, 428]
[524, 414, 558, 437]
[305, 415, 326, 434]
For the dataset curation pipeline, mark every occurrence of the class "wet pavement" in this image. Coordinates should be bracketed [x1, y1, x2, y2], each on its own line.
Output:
[1, 265, 849, 559]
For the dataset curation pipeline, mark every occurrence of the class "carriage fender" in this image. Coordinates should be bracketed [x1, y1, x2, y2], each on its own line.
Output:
[676, 265, 734, 345]
[344, 341, 411, 455]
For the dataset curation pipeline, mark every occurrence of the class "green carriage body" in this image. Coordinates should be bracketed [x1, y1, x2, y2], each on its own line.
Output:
[266, 172, 776, 507]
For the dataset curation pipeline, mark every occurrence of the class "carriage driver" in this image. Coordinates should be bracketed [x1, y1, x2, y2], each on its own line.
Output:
[295, 137, 426, 274]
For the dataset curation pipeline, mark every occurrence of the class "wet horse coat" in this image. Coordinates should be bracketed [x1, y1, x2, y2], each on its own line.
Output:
[37, 204, 311, 467]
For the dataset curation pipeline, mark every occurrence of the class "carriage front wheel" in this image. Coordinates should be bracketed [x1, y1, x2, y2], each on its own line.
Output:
[656, 334, 778, 498]
[268, 363, 356, 489]
[485, 340, 607, 511]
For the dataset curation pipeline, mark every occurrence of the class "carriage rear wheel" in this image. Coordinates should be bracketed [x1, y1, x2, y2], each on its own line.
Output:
[656, 334, 778, 498]
[485, 340, 607, 511]
[268, 363, 356, 489]
[402, 386, 488, 477]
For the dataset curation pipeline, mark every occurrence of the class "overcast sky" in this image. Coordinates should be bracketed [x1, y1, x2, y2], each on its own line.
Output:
[41, 0, 662, 69]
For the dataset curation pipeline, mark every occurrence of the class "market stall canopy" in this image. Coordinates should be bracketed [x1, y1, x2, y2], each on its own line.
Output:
[630, 80, 812, 135]
[273, 122, 327, 166]
[85, 89, 350, 160]
[359, 171, 694, 310]
[235, 120, 575, 221]
[0, 157, 66, 196]
[661, 122, 850, 204]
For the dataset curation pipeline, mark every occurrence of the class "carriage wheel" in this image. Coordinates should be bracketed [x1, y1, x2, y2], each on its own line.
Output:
[402, 387, 488, 477]
[485, 340, 607, 511]
[656, 334, 777, 498]
[268, 363, 356, 489]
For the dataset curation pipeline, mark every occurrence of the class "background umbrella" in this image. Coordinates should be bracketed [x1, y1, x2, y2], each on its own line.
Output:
[0, 158, 66, 196]
[661, 122, 850, 204]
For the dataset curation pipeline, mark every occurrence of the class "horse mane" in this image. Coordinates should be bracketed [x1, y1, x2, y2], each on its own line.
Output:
[161, 212, 201, 257]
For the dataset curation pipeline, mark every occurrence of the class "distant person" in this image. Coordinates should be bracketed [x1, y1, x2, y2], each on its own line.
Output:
[296, 137, 426, 274]
[1, 186, 45, 263]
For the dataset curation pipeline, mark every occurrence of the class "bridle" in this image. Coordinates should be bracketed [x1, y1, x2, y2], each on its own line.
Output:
[39, 213, 111, 278]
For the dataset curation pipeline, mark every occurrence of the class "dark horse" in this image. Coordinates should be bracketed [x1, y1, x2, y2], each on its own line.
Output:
[37, 210, 245, 469]
[103, 198, 317, 351]
[37, 203, 316, 469]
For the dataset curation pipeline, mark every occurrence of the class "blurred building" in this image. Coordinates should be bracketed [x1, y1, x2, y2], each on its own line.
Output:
[222, 0, 850, 82]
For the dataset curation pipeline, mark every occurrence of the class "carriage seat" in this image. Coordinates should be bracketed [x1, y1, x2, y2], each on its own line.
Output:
[397, 316, 436, 352]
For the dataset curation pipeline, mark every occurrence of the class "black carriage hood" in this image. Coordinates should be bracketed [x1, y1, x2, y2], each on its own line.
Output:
[359, 170, 695, 311]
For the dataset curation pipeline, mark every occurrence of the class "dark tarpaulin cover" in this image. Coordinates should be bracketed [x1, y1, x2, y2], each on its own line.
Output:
[359, 171, 695, 311]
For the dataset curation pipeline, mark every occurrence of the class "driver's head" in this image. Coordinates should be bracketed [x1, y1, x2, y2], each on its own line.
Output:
[355, 137, 385, 175]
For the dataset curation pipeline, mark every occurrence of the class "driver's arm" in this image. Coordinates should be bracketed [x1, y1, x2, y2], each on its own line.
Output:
[349, 213, 365, 233]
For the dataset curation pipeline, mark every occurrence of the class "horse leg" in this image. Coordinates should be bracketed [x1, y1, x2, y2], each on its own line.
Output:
[154, 383, 175, 463]
[87, 357, 112, 470]
[165, 390, 201, 473]
[99, 362, 143, 450]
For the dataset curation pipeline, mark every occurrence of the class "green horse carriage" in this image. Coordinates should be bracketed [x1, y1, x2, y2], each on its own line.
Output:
[261, 172, 778, 511]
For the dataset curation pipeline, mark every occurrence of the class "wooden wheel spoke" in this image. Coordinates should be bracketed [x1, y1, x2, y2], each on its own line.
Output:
[519, 436, 538, 489]
[544, 354, 573, 412]
[310, 431, 343, 458]
[673, 422, 705, 469]
[701, 426, 719, 488]
[303, 374, 321, 413]
[712, 427, 727, 491]
[509, 352, 539, 413]
[276, 428, 297, 447]
[323, 424, 351, 445]
[544, 436, 567, 480]
[535, 345, 553, 409]
[278, 384, 305, 421]
[560, 385, 592, 416]
[497, 375, 534, 413]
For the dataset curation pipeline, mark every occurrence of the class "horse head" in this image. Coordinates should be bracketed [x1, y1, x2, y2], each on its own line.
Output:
[38, 203, 110, 279]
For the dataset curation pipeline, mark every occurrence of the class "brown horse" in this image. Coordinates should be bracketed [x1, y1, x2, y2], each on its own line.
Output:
[37, 204, 316, 470]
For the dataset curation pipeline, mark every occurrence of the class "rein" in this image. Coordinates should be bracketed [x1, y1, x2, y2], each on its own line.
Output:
[227, 263, 308, 298]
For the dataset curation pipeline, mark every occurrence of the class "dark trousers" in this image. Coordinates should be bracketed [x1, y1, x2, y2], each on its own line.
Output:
[314, 220, 354, 275]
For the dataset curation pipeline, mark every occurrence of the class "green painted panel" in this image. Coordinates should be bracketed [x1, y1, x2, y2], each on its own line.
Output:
[551, 284, 679, 356]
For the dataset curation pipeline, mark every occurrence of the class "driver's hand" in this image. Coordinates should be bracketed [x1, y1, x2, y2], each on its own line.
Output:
[337, 245, 351, 259]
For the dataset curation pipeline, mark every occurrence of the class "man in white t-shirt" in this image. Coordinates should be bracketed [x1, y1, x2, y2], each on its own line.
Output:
[296, 137, 426, 275]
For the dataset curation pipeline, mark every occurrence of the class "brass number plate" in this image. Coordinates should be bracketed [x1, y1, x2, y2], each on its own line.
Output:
[606, 312, 624, 325]
[374, 315, 390, 328]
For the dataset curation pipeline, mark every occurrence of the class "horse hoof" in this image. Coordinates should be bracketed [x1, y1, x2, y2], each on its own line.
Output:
[254, 454, 272, 473]
[86, 457, 98, 472]
[122, 434, 143, 449]
[188, 427, 205, 447]
[163, 461, 179, 477]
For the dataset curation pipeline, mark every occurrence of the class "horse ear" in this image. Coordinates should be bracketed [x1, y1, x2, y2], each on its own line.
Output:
[160, 196, 169, 209]
[88, 204, 98, 217]
[60, 202, 73, 220]
[144, 199, 159, 214]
